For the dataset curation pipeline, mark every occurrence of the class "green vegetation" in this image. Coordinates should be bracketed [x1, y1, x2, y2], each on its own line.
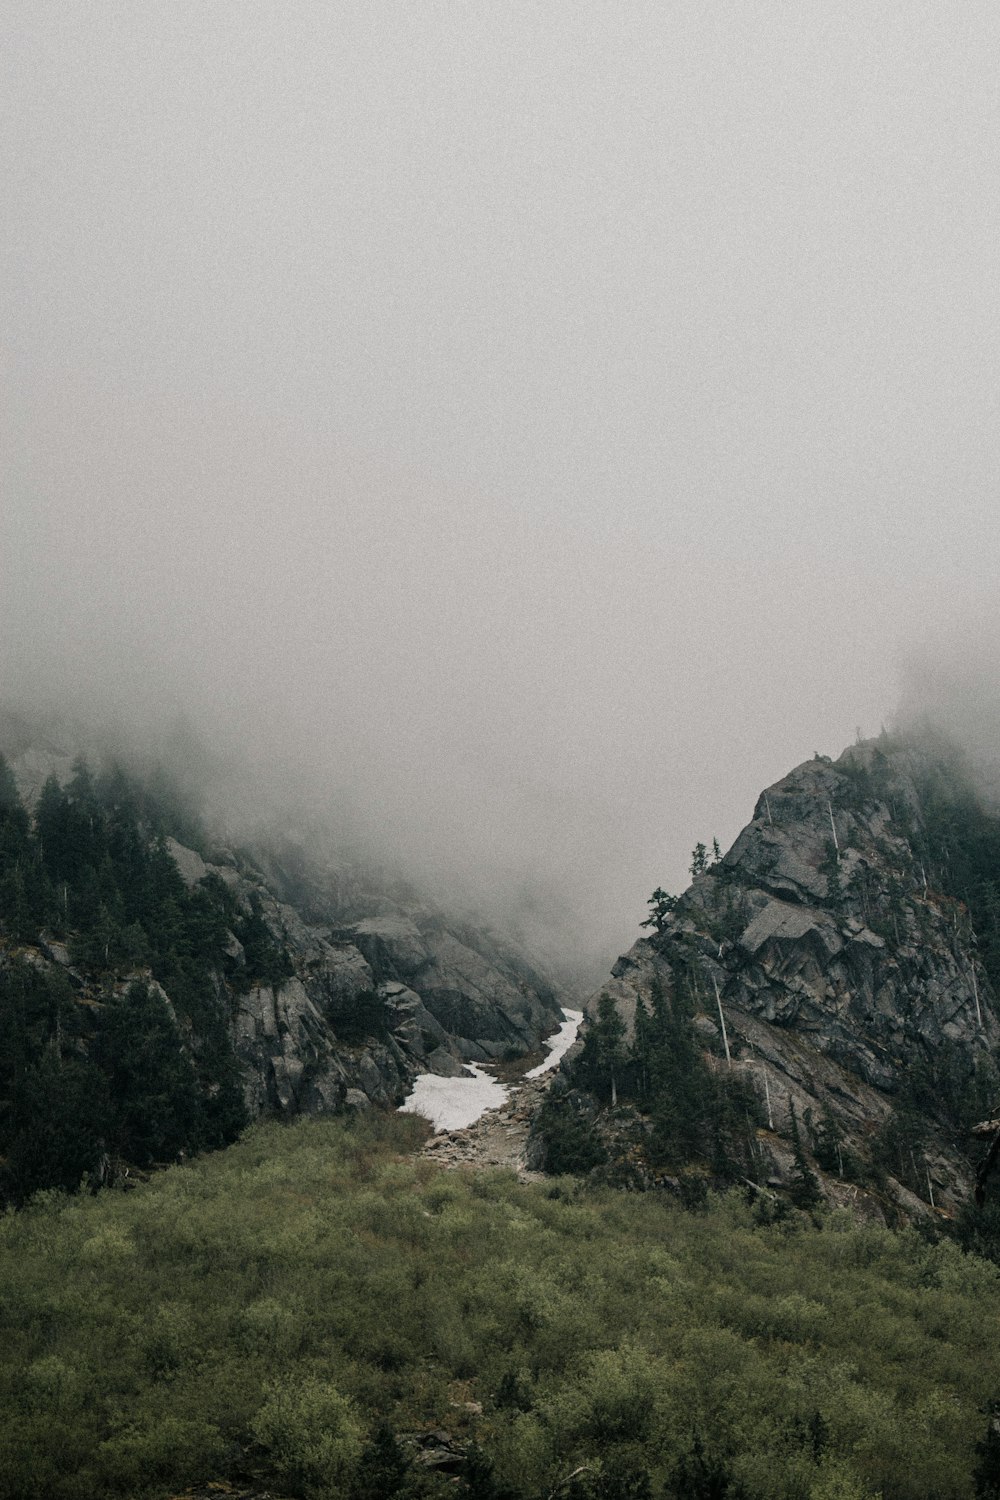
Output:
[689, 839, 722, 879]
[532, 1095, 608, 1175]
[580, 739, 1000, 1208]
[0, 754, 270, 1204]
[1, 1110, 999, 1499]
[543, 968, 761, 1187]
[787, 1103, 822, 1210]
[639, 887, 677, 934]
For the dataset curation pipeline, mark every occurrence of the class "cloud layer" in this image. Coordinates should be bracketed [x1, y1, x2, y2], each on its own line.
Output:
[5, 3, 998, 979]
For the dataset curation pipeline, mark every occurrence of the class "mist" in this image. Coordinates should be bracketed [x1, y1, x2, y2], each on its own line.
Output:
[4, 3, 999, 983]
[897, 620, 1000, 812]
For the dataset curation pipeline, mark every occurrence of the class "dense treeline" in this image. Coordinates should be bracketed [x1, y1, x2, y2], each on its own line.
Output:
[536, 965, 761, 1188]
[0, 754, 295, 1203]
[2, 1110, 999, 1500]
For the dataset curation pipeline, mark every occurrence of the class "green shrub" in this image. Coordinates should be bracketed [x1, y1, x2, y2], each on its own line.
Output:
[0, 1113, 996, 1500]
[96, 1416, 228, 1495]
[252, 1375, 364, 1496]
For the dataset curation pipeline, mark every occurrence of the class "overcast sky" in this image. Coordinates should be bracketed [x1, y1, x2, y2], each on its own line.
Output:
[3, 3, 998, 978]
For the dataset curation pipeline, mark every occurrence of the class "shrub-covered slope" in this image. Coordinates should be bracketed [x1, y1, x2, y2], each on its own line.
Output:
[3, 1110, 1000, 1500]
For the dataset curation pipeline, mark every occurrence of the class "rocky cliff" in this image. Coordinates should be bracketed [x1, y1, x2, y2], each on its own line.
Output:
[561, 738, 1000, 1217]
[163, 834, 563, 1117]
[0, 729, 564, 1182]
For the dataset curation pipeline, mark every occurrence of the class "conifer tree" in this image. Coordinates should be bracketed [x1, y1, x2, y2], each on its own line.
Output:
[639, 888, 676, 932]
[579, 995, 627, 1106]
[0, 755, 26, 825]
[97, 980, 202, 1164]
[632, 993, 653, 1101]
[975, 1402, 1000, 1500]
[788, 1101, 822, 1207]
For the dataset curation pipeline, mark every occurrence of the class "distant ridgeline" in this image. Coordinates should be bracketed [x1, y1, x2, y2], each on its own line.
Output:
[535, 735, 1000, 1233]
[0, 743, 563, 1207]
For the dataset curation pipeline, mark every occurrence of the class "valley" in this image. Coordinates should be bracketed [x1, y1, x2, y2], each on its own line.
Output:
[401, 1007, 582, 1173]
[3, 724, 1000, 1499]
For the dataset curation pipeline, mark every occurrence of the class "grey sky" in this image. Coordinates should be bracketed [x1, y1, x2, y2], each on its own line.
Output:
[4, 3, 998, 978]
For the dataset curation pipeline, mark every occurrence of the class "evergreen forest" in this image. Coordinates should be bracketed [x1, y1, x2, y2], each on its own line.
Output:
[0, 754, 293, 1205]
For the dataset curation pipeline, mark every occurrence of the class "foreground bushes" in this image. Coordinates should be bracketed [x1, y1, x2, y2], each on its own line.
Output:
[1, 1111, 999, 1499]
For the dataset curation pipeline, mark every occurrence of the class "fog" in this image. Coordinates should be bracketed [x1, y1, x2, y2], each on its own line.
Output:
[897, 622, 1000, 811]
[4, 3, 998, 982]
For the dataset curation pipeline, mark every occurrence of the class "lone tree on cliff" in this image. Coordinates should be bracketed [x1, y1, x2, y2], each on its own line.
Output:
[640, 888, 677, 933]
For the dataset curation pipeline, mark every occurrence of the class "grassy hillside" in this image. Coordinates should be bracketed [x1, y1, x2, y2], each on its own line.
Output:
[3, 1111, 1000, 1500]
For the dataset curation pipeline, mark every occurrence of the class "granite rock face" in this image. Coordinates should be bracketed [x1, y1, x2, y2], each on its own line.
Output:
[161, 840, 564, 1118]
[4, 743, 565, 1122]
[347, 915, 560, 1060]
[577, 740, 1000, 1213]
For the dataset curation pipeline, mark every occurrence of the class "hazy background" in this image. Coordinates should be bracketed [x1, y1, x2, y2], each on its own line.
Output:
[4, 3, 998, 981]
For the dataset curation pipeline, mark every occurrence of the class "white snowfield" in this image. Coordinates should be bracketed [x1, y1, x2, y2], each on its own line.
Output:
[398, 1008, 583, 1133]
[398, 1062, 507, 1133]
[524, 1008, 583, 1078]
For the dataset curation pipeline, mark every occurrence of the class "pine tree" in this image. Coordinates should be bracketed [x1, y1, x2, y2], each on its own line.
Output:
[579, 995, 627, 1105]
[0, 754, 20, 810]
[97, 981, 203, 1164]
[0, 762, 35, 940]
[353, 1421, 411, 1499]
[788, 1101, 822, 1208]
[640, 888, 676, 932]
[974, 1402, 1000, 1500]
[811, 1107, 846, 1178]
[2, 1051, 110, 1203]
[35, 774, 71, 881]
[648, 972, 712, 1165]
[632, 993, 653, 1101]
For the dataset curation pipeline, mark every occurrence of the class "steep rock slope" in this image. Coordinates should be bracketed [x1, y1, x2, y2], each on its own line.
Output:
[168, 836, 564, 1116]
[0, 731, 563, 1201]
[561, 739, 1000, 1215]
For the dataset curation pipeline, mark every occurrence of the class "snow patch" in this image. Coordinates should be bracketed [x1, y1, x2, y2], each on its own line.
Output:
[524, 1008, 583, 1078]
[398, 1063, 508, 1133]
[398, 1009, 583, 1134]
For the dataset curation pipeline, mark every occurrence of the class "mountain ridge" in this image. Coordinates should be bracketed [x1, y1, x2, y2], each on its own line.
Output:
[542, 734, 1000, 1219]
[0, 728, 564, 1205]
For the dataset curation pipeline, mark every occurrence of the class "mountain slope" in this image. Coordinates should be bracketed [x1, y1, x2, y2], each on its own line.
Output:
[0, 731, 563, 1204]
[544, 737, 1000, 1217]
